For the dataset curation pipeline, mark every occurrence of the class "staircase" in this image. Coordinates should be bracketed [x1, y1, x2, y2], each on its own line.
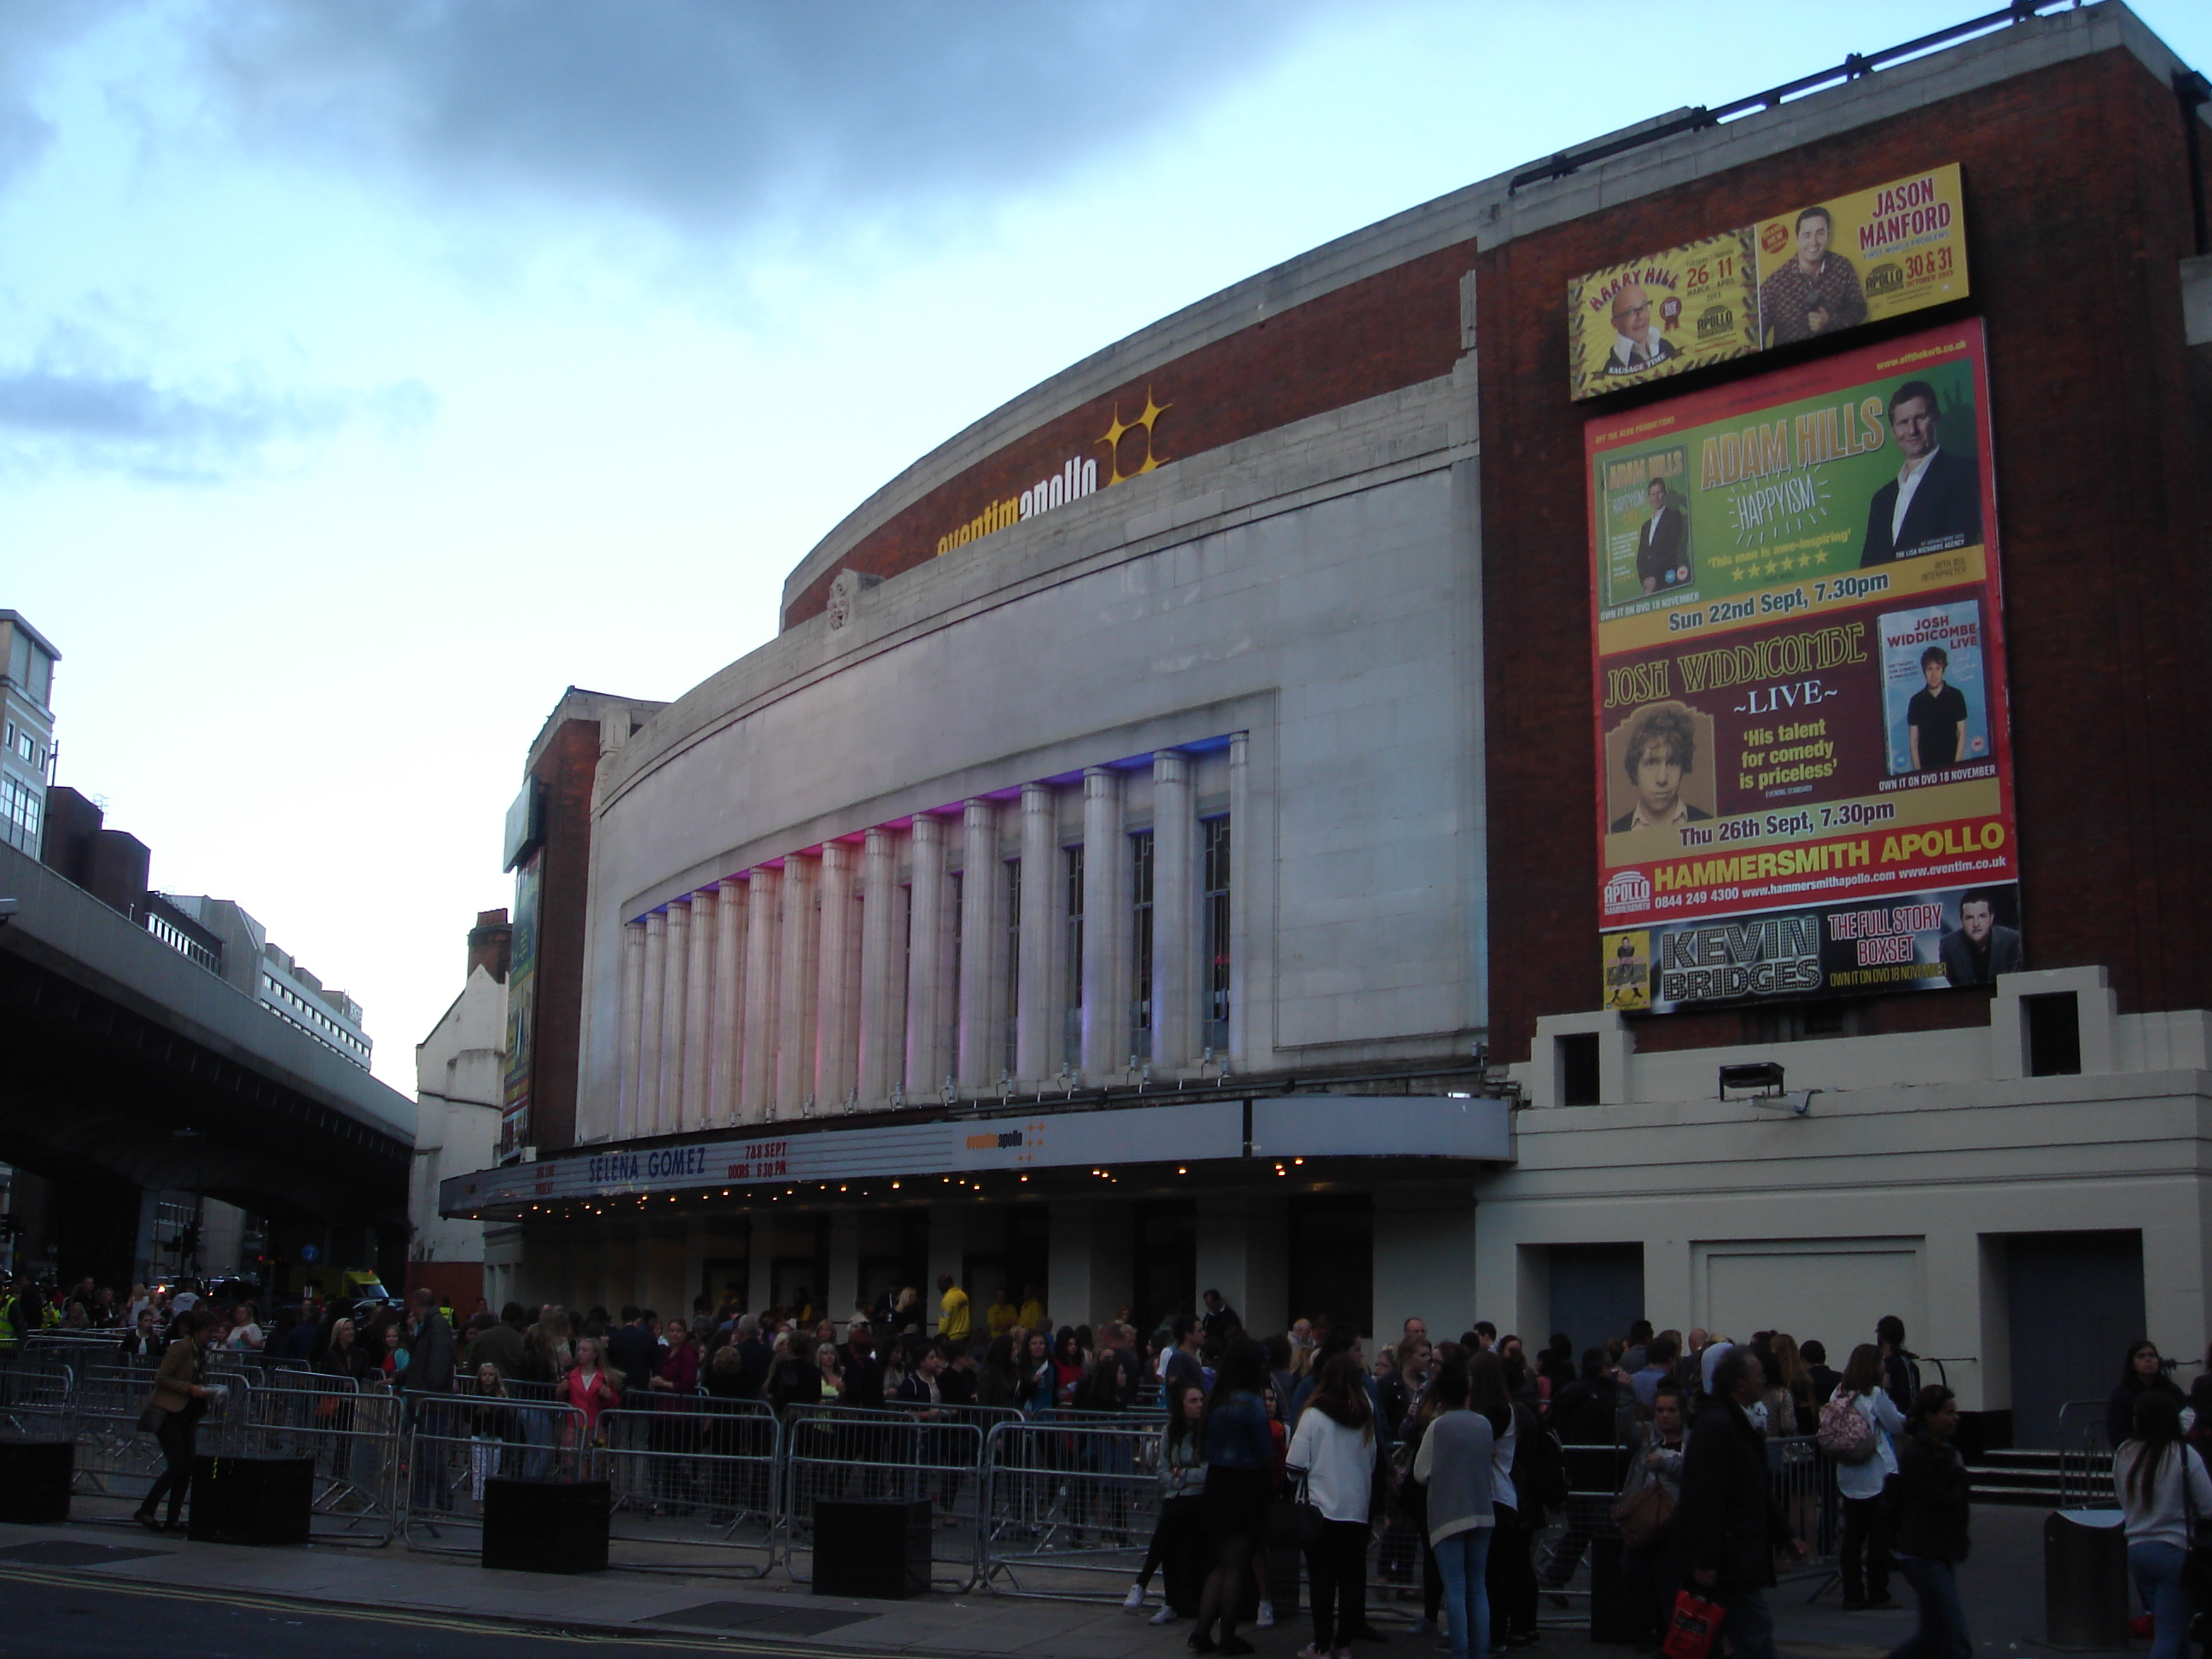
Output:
[1967, 1446, 2107, 1507]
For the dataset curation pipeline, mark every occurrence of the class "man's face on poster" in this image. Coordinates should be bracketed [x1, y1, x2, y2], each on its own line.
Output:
[1612, 284, 1652, 341]
[1632, 739, 1685, 819]
[1959, 899, 1994, 943]
[1923, 658, 1947, 693]
[1646, 479, 1667, 515]
[1796, 211, 1831, 270]
[1892, 394, 1938, 461]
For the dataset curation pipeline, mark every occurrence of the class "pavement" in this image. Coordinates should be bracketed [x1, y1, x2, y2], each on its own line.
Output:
[0, 1502, 2136, 1659]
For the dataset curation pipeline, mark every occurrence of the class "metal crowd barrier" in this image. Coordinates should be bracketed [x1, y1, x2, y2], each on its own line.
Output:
[980, 1417, 1158, 1597]
[595, 1394, 781, 1575]
[399, 1395, 590, 1555]
[782, 1404, 987, 1592]
[2056, 1399, 2114, 1510]
[0, 1353, 76, 1441]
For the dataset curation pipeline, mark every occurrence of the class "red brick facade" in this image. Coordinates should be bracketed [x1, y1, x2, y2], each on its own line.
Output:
[1480, 48, 2212, 1059]
[527, 720, 602, 1152]
[783, 242, 1480, 627]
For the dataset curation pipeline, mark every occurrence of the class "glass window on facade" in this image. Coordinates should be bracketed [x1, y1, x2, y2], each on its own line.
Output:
[1063, 846, 1084, 1067]
[0, 774, 38, 855]
[1130, 829, 1154, 1062]
[1202, 816, 1231, 1056]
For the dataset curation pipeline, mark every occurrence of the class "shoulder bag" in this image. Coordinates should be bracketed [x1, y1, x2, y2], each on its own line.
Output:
[1610, 1440, 1678, 1550]
[1288, 1464, 1327, 1549]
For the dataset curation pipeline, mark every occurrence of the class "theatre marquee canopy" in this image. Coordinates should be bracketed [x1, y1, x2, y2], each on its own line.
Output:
[440, 1097, 1514, 1221]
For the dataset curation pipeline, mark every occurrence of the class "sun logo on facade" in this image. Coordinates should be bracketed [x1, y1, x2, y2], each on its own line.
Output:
[1099, 387, 1172, 486]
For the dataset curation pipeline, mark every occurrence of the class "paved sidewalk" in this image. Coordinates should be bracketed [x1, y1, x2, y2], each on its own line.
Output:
[0, 1505, 2123, 1659]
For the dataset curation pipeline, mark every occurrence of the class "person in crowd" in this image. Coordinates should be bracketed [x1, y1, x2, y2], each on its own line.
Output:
[604, 1307, 660, 1395]
[1538, 1335, 1576, 1402]
[889, 1285, 923, 1336]
[1551, 1347, 1622, 1447]
[2116, 1389, 2211, 1659]
[651, 1317, 701, 1395]
[467, 1302, 528, 1378]
[1412, 1361, 1494, 1659]
[1630, 1336, 1679, 1412]
[320, 1317, 375, 1385]
[118, 1307, 163, 1364]
[401, 1288, 456, 1394]
[896, 1342, 948, 1412]
[1802, 1340, 1841, 1403]
[519, 1307, 572, 1386]
[702, 1340, 749, 1400]
[1834, 1343, 1907, 1611]
[977, 1335, 1020, 1410]
[1127, 1381, 1210, 1622]
[1288, 1352, 1379, 1659]
[375, 1318, 410, 1384]
[841, 1319, 886, 1410]
[1191, 1337, 1275, 1656]
[766, 1333, 824, 1414]
[225, 1301, 264, 1351]
[1016, 1284, 1045, 1332]
[1617, 1381, 1687, 1647]
[1202, 1289, 1242, 1347]
[1756, 1345, 1801, 1438]
[2109, 1339, 2187, 1452]
[1676, 1348, 1805, 1659]
[562, 1333, 622, 1444]
[132, 1308, 222, 1533]
[1767, 1334, 1817, 1439]
[1051, 1327, 1086, 1410]
[1877, 1316, 1921, 1417]
[1890, 1384, 1974, 1658]
[987, 1286, 1019, 1340]
[1166, 1316, 1207, 1400]
[1470, 1351, 1537, 1650]
[938, 1274, 971, 1346]
[810, 1339, 844, 1400]
[941, 1341, 981, 1408]
[1019, 1329, 1058, 1417]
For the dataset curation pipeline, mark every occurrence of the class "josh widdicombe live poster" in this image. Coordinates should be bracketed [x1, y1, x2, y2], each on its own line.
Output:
[1568, 164, 1970, 400]
[1586, 322, 2023, 1014]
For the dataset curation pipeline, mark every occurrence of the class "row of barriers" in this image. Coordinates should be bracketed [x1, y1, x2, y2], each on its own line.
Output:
[3, 1348, 1844, 1610]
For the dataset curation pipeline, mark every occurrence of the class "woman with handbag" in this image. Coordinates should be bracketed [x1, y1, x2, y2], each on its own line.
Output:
[1412, 1361, 1496, 1659]
[131, 1308, 222, 1533]
[2115, 1388, 2212, 1659]
[1831, 1343, 1907, 1610]
[1614, 1382, 1687, 1648]
[1888, 1385, 1973, 1659]
[1285, 1352, 1378, 1659]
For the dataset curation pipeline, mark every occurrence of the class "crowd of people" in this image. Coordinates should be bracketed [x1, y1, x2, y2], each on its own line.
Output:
[17, 1266, 2212, 1656]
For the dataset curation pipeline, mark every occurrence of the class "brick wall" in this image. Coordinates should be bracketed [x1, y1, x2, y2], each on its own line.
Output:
[1478, 48, 2212, 1059]
[783, 242, 1480, 627]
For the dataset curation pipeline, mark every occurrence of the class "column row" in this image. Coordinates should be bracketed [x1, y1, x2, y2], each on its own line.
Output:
[613, 742, 1244, 1139]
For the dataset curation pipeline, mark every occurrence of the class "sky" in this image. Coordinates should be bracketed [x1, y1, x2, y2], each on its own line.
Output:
[6, 0, 2207, 1094]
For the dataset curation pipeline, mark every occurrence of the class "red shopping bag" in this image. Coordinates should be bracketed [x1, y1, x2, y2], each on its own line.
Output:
[1661, 1589, 1726, 1659]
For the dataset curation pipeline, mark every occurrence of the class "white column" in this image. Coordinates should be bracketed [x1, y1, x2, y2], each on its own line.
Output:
[1227, 731, 1249, 1064]
[740, 865, 783, 1122]
[905, 815, 948, 1098]
[710, 877, 746, 1126]
[1080, 767, 1126, 1080]
[658, 899, 690, 1136]
[858, 828, 903, 1107]
[777, 852, 820, 1117]
[637, 911, 666, 1138]
[618, 920, 646, 1138]
[958, 800, 1002, 1091]
[1151, 750, 1197, 1070]
[683, 887, 716, 1132]
[1015, 784, 1061, 1084]
[814, 841, 858, 1110]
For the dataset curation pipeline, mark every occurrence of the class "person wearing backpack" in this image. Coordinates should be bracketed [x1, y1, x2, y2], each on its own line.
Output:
[1826, 1343, 1906, 1610]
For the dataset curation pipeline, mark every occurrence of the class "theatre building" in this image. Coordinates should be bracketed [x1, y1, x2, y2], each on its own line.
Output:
[446, 3, 2212, 1446]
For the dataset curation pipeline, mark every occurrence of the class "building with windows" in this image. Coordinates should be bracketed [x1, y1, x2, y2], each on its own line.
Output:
[446, 2, 2212, 1447]
[155, 894, 373, 1069]
[0, 612, 59, 857]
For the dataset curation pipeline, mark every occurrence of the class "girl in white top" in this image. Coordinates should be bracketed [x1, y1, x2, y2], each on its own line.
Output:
[1286, 1353, 1378, 1659]
[2115, 1390, 2212, 1659]
[1832, 1343, 1910, 1610]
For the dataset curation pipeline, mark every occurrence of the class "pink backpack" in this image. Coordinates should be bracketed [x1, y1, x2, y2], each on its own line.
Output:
[1816, 1389, 1879, 1464]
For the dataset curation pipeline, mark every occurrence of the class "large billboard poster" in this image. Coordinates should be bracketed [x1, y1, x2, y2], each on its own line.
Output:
[1589, 321, 2021, 1011]
[1569, 164, 1969, 399]
[501, 852, 539, 1158]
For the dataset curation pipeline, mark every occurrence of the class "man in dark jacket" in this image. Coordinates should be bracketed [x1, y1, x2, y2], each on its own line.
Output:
[1676, 1348, 1804, 1658]
[604, 1307, 661, 1395]
[841, 1321, 886, 1411]
[403, 1289, 456, 1395]
[466, 1302, 528, 1377]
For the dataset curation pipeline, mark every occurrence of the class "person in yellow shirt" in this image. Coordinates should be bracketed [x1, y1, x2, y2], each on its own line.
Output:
[1016, 1284, 1046, 1333]
[937, 1273, 971, 1344]
[986, 1287, 1018, 1340]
